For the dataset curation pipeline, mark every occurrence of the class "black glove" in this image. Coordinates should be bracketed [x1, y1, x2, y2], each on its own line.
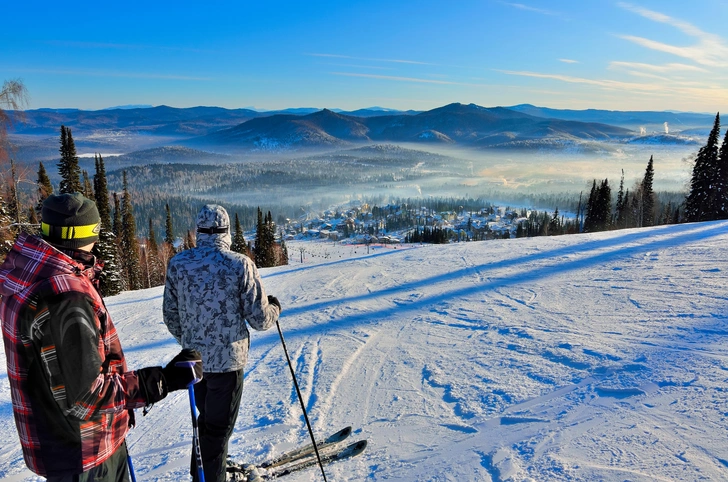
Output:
[136, 366, 168, 404]
[268, 295, 281, 312]
[162, 348, 203, 392]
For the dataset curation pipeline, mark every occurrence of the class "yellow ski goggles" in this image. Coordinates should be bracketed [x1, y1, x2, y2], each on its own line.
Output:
[41, 222, 101, 240]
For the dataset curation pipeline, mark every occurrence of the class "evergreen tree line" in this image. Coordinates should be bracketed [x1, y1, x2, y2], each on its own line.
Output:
[517, 155, 674, 238]
[1, 126, 289, 296]
[515, 208, 580, 238]
[684, 113, 728, 222]
[254, 208, 288, 268]
[573, 112, 728, 236]
[4, 113, 727, 284]
[404, 226, 449, 244]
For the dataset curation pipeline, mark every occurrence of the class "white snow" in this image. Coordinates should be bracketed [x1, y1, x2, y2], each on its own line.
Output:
[2, 221, 728, 481]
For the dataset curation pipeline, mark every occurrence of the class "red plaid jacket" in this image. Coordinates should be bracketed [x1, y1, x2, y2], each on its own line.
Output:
[0, 233, 147, 477]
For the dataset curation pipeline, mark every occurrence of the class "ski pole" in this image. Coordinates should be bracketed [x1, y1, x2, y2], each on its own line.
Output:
[126, 443, 137, 482]
[177, 360, 205, 482]
[275, 320, 328, 482]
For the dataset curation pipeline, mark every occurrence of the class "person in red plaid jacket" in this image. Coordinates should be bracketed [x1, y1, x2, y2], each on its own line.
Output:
[0, 193, 202, 481]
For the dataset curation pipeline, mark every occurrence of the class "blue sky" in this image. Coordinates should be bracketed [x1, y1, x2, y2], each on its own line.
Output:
[2, 1, 727, 112]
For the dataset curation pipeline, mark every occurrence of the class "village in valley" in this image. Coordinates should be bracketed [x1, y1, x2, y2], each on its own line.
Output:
[280, 201, 531, 246]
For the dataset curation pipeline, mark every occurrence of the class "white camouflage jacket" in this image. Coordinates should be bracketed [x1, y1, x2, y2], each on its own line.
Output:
[163, 205, 279, 372]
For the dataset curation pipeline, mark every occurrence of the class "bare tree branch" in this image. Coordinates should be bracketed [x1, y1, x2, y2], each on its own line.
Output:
[0, 79, 29, 163]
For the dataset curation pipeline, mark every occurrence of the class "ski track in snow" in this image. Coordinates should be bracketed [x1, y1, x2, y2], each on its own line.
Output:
[1, 221, 728, 481]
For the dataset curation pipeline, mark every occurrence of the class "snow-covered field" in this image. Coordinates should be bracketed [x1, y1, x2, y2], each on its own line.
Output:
[2, 221, 728, 481]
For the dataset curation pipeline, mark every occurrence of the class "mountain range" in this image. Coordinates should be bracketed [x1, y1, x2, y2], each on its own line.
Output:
[507, 104, 715, 130]
[8, 102, 714, 153]
[190, 103, 640, 151]
[8, 105, 419, 137]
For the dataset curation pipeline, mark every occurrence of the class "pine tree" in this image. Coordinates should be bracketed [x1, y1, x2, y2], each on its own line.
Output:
[583, 180, 598, 232]
[253, 208, 281, 267]
[628, 188, 641, 228]
[254, 207, 265, 267]
[139, 220, 163, 289]
[159, 202, 176, 264]
[58, 125, 82, 194]
[146, 218, 165, 286]
[614, 169, 625, 228]
[94, 226, 124, 295]
[548, 208, 560, 235]
[686, 113, 721, 222]
[265, 210, 276, 266]
[672, 206, 681, 224]
[576, 191, 584, 232]
[621, 190, 633, 228]
[597, 179, 612, 231]
[230, 213, 249, 257]
[715, 126, 728, 219]
[82, 170, 94, 200]
[641, 156, 655, 227]
[92, 155, 123, 296]
[164, 203, 175, 246]
[94, 156, 111, 229]
[120, 171, 142, 290]
[584, 179, 611, 232]
[36, 161, 53, 214]
[279, 236, 289, 265]
[112, 193, 122, 236]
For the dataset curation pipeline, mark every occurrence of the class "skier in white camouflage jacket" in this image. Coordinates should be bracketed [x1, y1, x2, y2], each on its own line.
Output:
[163, 204, 281, 482]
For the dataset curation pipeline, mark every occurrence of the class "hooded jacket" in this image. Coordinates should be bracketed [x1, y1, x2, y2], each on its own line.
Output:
[0, 233, 147, 477]
[163, 205, 279, 372]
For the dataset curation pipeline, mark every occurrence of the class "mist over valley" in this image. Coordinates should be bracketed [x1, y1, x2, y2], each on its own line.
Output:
[6, 103, 708, 228]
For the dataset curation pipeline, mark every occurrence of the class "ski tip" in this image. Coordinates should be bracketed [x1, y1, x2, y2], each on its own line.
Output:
[351, 439, 367, 455]
[325, 426, 352, 443]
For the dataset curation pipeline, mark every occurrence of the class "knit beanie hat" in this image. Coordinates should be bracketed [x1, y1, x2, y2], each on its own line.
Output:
[41, 193, 101, 249]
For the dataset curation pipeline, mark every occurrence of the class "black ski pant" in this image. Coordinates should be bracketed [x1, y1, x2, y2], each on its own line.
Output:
[46, 441, 129, 482]
[191, 369, 244, 482]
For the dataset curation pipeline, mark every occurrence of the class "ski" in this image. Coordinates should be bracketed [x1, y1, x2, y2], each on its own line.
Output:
[262, 440, 367, 480]
[262, 425, 352, 469]
[227, 426, 352, 475]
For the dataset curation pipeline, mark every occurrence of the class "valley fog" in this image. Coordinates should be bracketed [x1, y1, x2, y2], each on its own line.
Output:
[165, 142, 696, 211]
[10, 133, 697, 216]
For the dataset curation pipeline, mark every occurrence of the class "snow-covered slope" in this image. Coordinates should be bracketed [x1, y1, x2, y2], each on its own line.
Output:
[2, 221, 728, 481]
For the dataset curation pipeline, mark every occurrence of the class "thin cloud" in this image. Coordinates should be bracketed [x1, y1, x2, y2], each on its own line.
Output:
[558, 59, 579, 64]
[11, 66, 211, 81]
[498, 69, 656, 90]
[307, 53, 435, 66]
[617, 3, 705, 37]
[316, 63, 396, 71]
[500, 2, 561, 17]
[616, 3, 728, 67]
[330, 72, 490, 87]
[499, 69, 728, 104]
[609, 61, 708, 73]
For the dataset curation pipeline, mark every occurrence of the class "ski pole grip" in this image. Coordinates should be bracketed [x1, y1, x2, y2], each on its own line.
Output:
[175, 360, 203, 386]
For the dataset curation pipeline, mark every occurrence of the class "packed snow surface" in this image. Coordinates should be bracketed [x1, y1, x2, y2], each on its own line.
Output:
[2, 221, 728, 481]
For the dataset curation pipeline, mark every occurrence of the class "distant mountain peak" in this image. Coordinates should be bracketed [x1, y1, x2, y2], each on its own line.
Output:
[103, 104, 154, 110]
